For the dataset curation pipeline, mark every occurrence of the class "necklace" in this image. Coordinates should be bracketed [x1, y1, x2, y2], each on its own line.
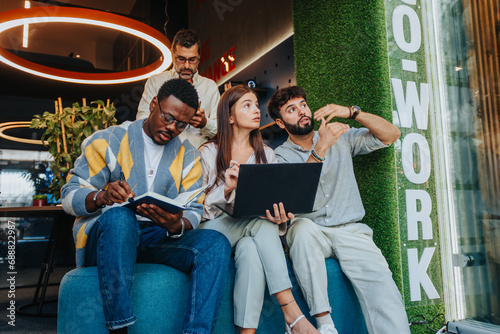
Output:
[142, 130, 163, 180]
[144, 146, 162, 178]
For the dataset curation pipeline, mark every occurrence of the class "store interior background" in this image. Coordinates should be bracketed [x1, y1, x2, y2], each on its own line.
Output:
[0, 0, 294, 289]
[0, 0, 296, 331]
[0, 0, 295, 203]
[0, 0, 289, 284]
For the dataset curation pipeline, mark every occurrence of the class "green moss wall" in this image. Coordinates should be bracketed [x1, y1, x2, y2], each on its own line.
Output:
[292, 1, 445, 331]
[292, 0, 400, 282]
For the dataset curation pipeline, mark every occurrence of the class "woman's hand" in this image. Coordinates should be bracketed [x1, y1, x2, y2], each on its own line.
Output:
[224, 160, 240, 200]
[263, 202, 294, 224]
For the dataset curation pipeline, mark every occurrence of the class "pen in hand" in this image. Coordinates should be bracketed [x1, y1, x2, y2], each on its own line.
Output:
[119, 171, 135, 201]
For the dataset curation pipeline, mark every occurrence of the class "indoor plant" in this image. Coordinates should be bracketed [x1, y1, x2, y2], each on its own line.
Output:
[32, 194, 48, 206]
[30, 99, 117, 200]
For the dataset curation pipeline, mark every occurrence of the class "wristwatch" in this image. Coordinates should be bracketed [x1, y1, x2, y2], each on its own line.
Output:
[169, 217, 186, 239]
[349, 105, 361, 120]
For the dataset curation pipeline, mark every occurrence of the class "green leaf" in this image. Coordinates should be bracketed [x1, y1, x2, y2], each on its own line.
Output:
[30, 119, 41, 128]
[92, 100, 105, 107]
[61, 153, 72, 163]
[83, 126, 92, 137]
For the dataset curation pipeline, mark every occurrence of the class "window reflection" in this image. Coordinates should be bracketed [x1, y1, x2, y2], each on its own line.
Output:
[0, 150, 51, 207]
[439, 0, 500, 325]
[0, 170, 34, 207]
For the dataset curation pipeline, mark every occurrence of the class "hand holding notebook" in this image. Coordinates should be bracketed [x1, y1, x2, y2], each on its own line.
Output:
[121, 185, 207, 214]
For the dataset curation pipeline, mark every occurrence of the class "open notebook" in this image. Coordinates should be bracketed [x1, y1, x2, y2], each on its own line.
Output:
[216, 163, 323, 218]
[121, 185, 207, 214]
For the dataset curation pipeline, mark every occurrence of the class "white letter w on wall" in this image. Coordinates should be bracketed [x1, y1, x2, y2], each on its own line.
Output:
[392, 78, 429, 130]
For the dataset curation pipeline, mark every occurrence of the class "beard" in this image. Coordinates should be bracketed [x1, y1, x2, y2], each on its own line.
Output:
[177, 67, 196, 80]
[281, 116, 314, 135]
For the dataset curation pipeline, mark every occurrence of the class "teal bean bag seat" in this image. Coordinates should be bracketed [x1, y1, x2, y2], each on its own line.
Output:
[58, 259, 367, 333]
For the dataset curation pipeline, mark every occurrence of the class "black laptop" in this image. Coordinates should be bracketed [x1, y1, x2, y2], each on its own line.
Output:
[216, 162, 323, 218]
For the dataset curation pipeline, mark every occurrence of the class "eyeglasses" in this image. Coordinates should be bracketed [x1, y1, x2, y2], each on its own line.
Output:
[174, 55, 200, 64]
[157, 102, 188, 132]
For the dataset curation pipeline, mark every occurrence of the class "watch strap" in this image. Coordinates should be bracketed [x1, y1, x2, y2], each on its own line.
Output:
[348, 105, 361, 120]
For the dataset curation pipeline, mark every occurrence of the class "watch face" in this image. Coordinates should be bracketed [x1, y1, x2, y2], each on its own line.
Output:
[349, 105, 361, 120]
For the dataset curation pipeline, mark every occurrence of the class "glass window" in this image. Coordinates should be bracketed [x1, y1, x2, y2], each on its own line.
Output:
[0, 169, 34, 207]
[0, 150, 51, 207]
[435, 0, 500, 325]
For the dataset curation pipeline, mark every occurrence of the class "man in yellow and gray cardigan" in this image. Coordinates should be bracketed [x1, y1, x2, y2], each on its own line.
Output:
[62, 78, 230, 334]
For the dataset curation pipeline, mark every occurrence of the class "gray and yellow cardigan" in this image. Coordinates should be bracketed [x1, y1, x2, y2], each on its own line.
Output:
[61, 119, 204, 267]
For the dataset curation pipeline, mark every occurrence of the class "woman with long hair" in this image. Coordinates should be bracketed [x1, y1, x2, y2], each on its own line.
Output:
[199, 85, 318, 334]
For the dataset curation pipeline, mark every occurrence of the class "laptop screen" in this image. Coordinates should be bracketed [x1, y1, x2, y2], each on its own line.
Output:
[220, 162, 323, 218]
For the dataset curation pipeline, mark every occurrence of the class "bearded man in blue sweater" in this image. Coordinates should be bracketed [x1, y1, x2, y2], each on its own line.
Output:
[62, 78, 230, 334]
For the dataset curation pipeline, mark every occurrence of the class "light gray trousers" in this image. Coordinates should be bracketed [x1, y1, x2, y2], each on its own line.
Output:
[286, 218, 411, 334]
[199, 215, 291, 328]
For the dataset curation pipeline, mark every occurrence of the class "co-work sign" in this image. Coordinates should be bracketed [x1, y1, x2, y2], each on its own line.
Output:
[389, 0, 441, 303]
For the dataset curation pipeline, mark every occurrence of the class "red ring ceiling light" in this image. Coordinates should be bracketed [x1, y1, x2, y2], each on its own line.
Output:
[0, 7, 172, 84]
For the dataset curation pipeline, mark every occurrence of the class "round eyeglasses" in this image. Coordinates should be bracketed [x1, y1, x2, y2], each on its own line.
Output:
[157, 103, 188, 132]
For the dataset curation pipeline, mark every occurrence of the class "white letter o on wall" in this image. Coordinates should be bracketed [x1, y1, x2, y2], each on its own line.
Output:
[393, 5, 422, 53]
[402, 133, 431, 184]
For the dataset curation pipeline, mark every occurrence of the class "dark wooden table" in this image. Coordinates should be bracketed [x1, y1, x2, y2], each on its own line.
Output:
[0, 206, 74, 317]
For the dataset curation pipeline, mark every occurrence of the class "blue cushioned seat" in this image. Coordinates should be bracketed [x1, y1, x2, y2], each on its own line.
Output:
[57, 259, 367, 333]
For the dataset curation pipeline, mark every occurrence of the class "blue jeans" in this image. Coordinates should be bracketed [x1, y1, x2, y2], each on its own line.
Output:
[84, 207, 231, 333]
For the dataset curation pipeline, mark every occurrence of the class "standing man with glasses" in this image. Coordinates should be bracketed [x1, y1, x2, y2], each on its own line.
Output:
[137, 29, 220, 149]
[62, 78, 231, 334]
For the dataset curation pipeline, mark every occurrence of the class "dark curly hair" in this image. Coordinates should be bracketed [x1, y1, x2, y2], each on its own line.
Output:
[172, 29, 201, 55]
[268, 86, 307, 120]
[157, 78, 199, 110]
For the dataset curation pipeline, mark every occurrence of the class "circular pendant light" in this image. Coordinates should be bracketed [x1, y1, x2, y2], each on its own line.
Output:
[0, 121, 47, 145]
[0, 7, 172, 84]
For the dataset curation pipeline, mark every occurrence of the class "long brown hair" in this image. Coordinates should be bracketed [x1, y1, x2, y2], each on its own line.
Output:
[203, 85, 268, 190]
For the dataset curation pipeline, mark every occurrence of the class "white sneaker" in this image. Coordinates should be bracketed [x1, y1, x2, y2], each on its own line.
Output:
[318, 324, 339, 334]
